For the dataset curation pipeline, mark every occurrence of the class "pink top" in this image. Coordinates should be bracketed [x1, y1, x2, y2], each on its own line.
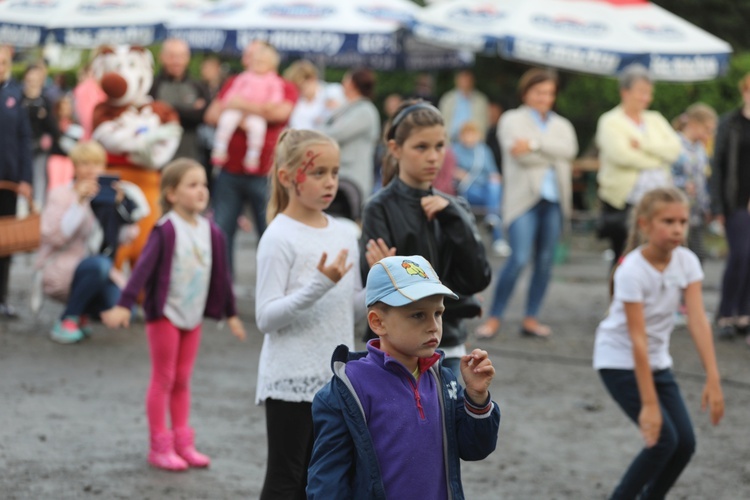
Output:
[220, 70, 284, 105]
[72, 77, 107, 140]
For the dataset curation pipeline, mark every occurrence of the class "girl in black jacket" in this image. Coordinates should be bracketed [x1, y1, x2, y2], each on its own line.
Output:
[360, 101, 492, 374]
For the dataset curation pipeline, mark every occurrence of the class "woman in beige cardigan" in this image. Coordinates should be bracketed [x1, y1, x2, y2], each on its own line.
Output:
[476, 69, 578, 339]
[595, 65, 681, 266]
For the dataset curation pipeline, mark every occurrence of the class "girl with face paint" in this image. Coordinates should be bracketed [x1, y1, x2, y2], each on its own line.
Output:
[255, 129, 366, 498]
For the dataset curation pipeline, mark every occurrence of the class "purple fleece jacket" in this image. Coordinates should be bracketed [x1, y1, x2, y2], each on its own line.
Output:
[117, 217, 236, 321]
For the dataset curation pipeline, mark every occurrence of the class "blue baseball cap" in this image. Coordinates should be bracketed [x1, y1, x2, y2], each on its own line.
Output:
[366, 255, 458, 307]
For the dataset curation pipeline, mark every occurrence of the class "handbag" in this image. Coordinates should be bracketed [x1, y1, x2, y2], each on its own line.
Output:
[0, 181, 41, 257]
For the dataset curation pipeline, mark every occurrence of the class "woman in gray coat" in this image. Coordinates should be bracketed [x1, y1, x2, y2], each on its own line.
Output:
[322, 68, 380, 219]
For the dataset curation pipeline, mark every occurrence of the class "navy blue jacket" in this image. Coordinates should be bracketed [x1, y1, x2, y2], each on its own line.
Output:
[0, 80, 33, 183]
[307, 344, 501, 499]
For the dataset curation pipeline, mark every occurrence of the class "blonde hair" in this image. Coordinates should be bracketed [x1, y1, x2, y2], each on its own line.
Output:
[608, 187, 689, 297]
[672, 102, 718, 131]
[266, 129, 339, 223]
[159, 158, 204, 214]
[283, 59, 318, 88]
[69, 141, 107, 167]
[623, 187, 689, 256]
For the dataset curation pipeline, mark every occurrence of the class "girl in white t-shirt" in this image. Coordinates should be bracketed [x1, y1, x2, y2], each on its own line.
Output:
[254, 129, 365, 498]
[593, 186, 724, 499]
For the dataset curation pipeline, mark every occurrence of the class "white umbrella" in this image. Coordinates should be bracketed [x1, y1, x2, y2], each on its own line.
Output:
[165, 0, 469, 70]
[412, 0, 732, 81]
[0, 0, 209, 48]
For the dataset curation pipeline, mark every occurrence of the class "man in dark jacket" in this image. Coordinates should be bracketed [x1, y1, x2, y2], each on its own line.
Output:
[0, 45, 34, 317]
[150, 38, 210, 166]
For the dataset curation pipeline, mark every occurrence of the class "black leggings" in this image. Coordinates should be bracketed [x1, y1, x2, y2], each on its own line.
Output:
[260, 399, 314, 500]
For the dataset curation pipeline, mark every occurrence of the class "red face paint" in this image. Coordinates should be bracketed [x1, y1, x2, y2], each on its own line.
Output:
[293, 150, 323, 195]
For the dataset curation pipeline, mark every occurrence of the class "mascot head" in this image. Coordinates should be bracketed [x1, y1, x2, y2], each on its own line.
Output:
[92, 45, 154, 108]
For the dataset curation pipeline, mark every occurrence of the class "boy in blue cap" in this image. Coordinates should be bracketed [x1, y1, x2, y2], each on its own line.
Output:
[307, 255, 500, 499]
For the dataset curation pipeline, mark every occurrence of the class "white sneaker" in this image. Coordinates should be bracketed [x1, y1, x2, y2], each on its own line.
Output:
[492, 240, 512, 257]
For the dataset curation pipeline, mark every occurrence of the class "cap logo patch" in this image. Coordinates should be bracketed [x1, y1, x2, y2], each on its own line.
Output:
[402, 259, 428, 279]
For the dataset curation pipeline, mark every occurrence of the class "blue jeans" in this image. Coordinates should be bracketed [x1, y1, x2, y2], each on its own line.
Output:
[599, 369, 695, 500]
[718, 209, 750, 318]
[488, 200, 561, 318]
[62, 256, 121, 318]
[212, 170, 269, 273]
[460, 181, 504, 243]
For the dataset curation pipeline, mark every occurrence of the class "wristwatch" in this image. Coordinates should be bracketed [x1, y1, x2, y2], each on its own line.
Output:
[529, 139, 540, 152]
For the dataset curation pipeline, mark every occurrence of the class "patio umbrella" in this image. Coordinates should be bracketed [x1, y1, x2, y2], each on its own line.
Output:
[165, 0, 469, 70]
[412, 0, 732, 81]
[0, 0, 209, 48]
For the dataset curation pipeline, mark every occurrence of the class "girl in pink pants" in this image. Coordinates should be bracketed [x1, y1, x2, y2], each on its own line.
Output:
[104, 159, 246, 471]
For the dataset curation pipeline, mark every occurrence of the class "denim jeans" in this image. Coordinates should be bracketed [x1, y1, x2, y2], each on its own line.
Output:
[212, 170, 269, 273]
[62, 256, 121, 318]
[718, 209, 750, 319]
[460, 181, 504, 243]
[599, 369, 696, 500]
[488, 200, 561, 318]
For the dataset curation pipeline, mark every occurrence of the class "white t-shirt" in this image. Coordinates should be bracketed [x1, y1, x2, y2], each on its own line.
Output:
[593, 246, 703, 371]
[254, 213, 365, 404]
[164, 212, 212, 330]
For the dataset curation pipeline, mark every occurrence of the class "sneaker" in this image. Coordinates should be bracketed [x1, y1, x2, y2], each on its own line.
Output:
[492, 239, 512, 258]
[0, 303, 19, 319]
[78, 315, 93, 338]
[50, 317, 84, 344]
[716, 324, 735, 341]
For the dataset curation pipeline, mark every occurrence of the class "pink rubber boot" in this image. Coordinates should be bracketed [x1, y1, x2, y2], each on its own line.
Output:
[173, 427, 211, 468]
[148, 430, 188, 471]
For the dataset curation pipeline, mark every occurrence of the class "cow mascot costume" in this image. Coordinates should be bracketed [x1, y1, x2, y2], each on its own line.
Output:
[91, 45, 183, 270]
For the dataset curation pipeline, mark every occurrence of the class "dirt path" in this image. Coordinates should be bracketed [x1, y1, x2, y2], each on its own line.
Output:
[1, 237, 748, 499]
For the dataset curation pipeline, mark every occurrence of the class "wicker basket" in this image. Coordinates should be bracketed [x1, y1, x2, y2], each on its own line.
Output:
[0, 181, 40, 257]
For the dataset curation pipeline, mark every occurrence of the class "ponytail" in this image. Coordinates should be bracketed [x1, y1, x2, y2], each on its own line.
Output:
[608, 186, 689, 297]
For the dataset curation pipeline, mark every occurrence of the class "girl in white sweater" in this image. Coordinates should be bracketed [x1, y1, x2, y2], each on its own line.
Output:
[254, 129, 365, 498]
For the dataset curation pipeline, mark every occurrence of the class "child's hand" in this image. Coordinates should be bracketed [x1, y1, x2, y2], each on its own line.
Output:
[460, 349, 495, 405]
[365, 238, 396, 268]
[638, 403, 662, 448]
[702, 379, 724, 425]
[101, 306, 132, 329]
[75, 178, 99, 203]
[227, 316, 246, 341]
[317, 249, 353, 283]
[421, 195, 449, 221]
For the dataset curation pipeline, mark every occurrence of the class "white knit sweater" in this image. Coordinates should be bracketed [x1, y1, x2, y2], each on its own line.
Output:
[254, 214, 365, 404]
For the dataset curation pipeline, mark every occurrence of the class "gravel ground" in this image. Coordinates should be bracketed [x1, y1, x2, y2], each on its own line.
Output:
[1, 232, 748, 499]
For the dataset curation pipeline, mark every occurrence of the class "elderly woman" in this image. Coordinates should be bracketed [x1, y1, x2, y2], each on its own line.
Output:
[37, 141, 142, 343]
[321, 68, 380, 218]
[712, 73, 750, 341]
[476, 68, 578, 339]
[595, 65, 682, 266]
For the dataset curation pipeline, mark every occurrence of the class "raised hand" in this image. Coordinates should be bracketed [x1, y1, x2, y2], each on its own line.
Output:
[317, 249, 353, 283]
[460, 349, 495, 405]
[421, 195, 449, 221]
[365, 238, 396, 268]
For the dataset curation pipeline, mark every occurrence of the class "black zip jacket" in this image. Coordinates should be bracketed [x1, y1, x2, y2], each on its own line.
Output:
[359, 177, 492, 348]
